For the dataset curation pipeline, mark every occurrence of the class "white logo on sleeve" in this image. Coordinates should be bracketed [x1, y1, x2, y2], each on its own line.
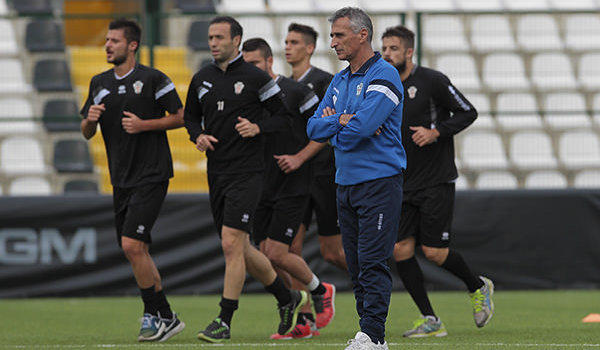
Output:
[136, 225, 145, 234]
[441, 232, 450, 240]
[241, 213, 250, 223]
[285, 228, 293, 237]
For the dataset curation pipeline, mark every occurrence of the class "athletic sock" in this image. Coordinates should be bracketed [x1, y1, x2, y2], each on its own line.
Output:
[265, 276, 292, 306]
[218, 297, 238, 326]
[440, 250, 484, 293]
[308, 274, 327, 296]
[300, 312, 314, 325]
[396, 257, 436, 318]
[155, 289, 173, 319]
[140, 285, 159, 316]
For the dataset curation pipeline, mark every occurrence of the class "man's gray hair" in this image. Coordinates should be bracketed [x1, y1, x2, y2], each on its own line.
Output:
[328, 7, 373, 43]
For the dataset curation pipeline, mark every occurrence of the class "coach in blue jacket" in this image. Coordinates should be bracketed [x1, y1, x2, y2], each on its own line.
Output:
[307, 7, 406, 350]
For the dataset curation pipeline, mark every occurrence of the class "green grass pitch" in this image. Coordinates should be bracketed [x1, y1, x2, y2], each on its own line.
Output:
[0, 290, 598, 349]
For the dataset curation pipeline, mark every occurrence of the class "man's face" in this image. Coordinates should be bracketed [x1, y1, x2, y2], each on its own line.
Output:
[208, 22, 238, 63]
[382, 36, 409, 74]
[285, 31, 312, 65]
[105, 29, 134, 66]
[330, 17, 362, 62]
[243, 49, 268, 72]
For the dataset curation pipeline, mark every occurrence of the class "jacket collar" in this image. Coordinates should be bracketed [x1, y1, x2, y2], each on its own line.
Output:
[342, 51, 381, 77]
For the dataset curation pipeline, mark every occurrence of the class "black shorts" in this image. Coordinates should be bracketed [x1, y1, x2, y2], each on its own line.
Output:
[113, 181, 168, 245]
[253, 195, 309, 245]
[397, 182, 455, 248]
[302, 175, 340, 236]
[208, 171, 262, 235]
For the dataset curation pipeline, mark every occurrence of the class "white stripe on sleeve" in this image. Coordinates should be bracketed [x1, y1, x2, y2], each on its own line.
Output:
[366, 84, 399, 106]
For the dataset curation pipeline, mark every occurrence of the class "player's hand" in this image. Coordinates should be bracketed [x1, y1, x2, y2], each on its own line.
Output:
[274, 154, 303, 174]
[339, 113, 355, 126]
[195, 134, 218, 152]
[321, 106, 336, 118]
[87, 104, 105, 123]
[121, 111, 145, 134]
[235, 116, 260, 138]
[410, 126, 440, 147]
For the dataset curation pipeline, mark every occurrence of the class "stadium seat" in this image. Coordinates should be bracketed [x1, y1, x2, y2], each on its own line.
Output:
[174, 0, 215, 12]
[314, 0, 360, 12]
[559, 131, 600, 169]
[505, 0, 550, 10]
[409, 0, 456, 11]
[495, 93, 544, 130]
[531, 53, 577, 91]
[549, 0, 597, 9]
[435, 54, 480, 91]
[187, 20, 210, 51]
[0, 19, 18, 56]
[237, 16, 280, 52]
[372, 15, 404, 42]
[42, 99, 81, 132]
[464, 93, 495, 130]
[482, 53, 529, 91]
[8, 176, 52, 196]
[578, 53, 600, 90]
[1, 136, 47, 174]
[475, 171, 518, 190]
[517, 14, 562, 52]
[268, 0, 313, 12]
[218, 0, 266, 13]
[460, 131, 508, 170]
[524, 170, 568, 189]
[0, 58, 32, 93]
[277, 16, 328, 53]
[360, 0, 408, 12]
[564, 14, 600, 51]
[53, 139, 94, 173]
[455, 173, 469, 190]
[311, 54, 335, 76]
[63, 179, 99, 194]
[422, 15, 469, 52]
[0, 97, 37, 134]
[12, 0, 53, 15]
[510, 131, 558, 170]
[593, 93, 600, 128]
[470, 15, 516, 52]
[543, 93, 592, 131]
[456, 0, 504, 10]
[33, 59, 73, 92]
[25, 20, 65, 53]
[574, 170, 600, 188]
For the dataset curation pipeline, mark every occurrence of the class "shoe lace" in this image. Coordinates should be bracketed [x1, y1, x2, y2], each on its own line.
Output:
[471, 290, 484, 312]
[140, 315, 154, 328]
[411, 317, 427, 329]
[207, 319, 228, 335]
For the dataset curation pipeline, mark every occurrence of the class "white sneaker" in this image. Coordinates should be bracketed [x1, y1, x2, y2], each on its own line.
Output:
[344, 331, 389, 350]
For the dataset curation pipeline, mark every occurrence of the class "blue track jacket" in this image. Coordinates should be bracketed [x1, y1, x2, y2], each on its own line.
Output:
[307, 52, 406, 186]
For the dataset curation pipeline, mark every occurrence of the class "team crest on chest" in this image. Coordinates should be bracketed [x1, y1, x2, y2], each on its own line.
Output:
[133, 80, 143, 94]
[356, 82, 363, 96]
[234, 81, 245, 95]
[408, 86, 417, 99]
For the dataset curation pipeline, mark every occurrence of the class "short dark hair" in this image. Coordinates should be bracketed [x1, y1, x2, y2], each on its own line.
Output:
[108, 18, 141, 51]
[288, 22, 318, 46]
[210, 16, 243, 40]
[242, 37, 272, 60]
[382, 25, 415, 49]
